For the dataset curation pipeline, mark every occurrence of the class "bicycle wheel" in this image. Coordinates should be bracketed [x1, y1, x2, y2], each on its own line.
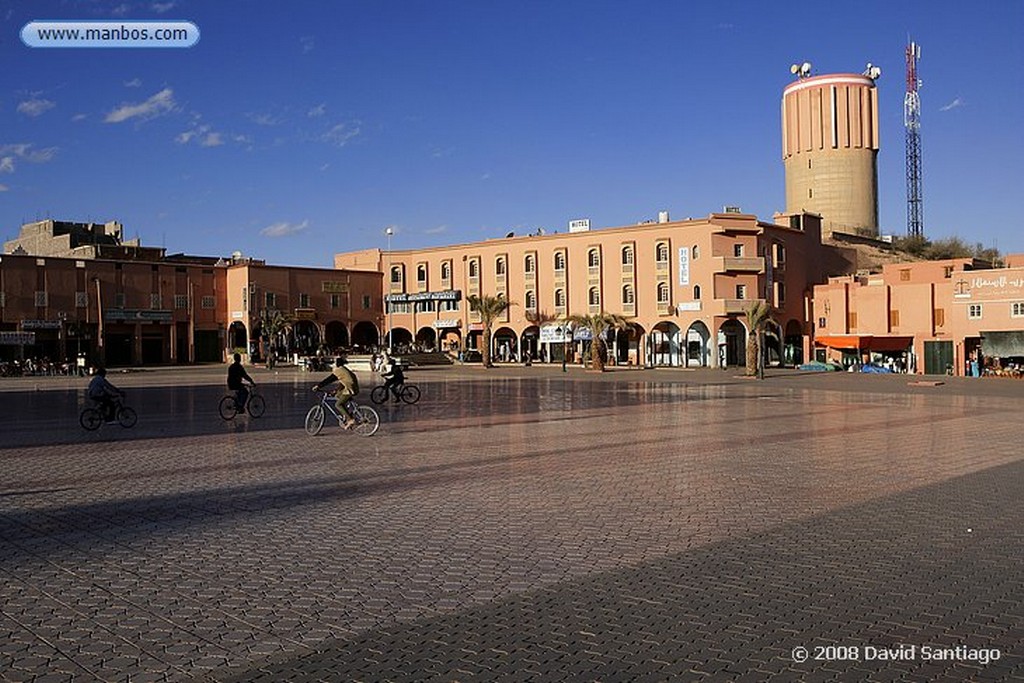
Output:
[304, 404, 325, 436]
[369, 385, 389, 405]
[117, 406, 138, 428]
[400, 384, 421, 404]
[218, 395, 238, 420]
[80, 407, 102, 431]
[247, 394, 266, 418]
[351, 405, 380, 437]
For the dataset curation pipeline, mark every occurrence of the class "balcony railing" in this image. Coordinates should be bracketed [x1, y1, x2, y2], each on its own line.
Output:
[716, 256, 765, 273]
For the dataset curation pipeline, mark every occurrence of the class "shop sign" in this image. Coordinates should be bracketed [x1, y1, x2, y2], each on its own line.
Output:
[539, 324, 572, 343]
[322, 281, 349, 293]
[0, 331, 35, 345]
[293, 308, 317, 320]
[386, 290, 462, 303]
[955, 273, 1024, 302]
[232, 311, 244, 319]
[104, 309, 173, 322]
[433, 318, 461, 329]
[677, 302, 701, 312]
[21, 319, 62, 330]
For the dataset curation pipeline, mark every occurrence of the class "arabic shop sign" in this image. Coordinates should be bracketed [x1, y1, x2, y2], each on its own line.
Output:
[385, 290, 462, 303]
[104, 309, 173, 322]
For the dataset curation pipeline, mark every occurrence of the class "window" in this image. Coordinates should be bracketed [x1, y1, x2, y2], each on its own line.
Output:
[934, 308, 945, 327]
[495, 257, 506, 276]
[265, 292, 276, 308]
[441, 262, 451, 281]
[150, 293, 161, 309]
[299, 293, 310, 308]
[692, 245, 699, 260]
[391, 266, 403, 283]
[943, 266, 954, 279]
[417, 264, 427, 283]
[622, 284, 634, 305]
[621, 246, 633, 265]
[35, 291, 48, 307]
[554, 252, 566, 271]
[968, 304, 983, 319]
[525, 290, 536, 310]
[588, 248, 600, 268]
[656, 243, 669, 262]
[201, 295, 215, 309]
[733, 243, 744, 257]
[889, 310, 900, 327]
[115, 292, 125, 307]
[808, 188, 813, 199]
[775, 244, 786, 266]
[524, 254, 535, 273]
[657, 282, 669, 303]
[174, 294, 188, 309]
[735, 284, 746, 300]
[776, 282, 785, 305]
[818, 317, 827, 328]
[847, 312, 858, 328]
[1012, 302, 1024, 318]
[693, 285, 701, 300]
[900, 269, 911, 282]
[362, 295, 372, 310]
[588, 287, 600, 306]
[469, 259, 479, 277]
[554, 289, 565, 307]
[331, 294, 340, 308]
[76, 291, 88, 308]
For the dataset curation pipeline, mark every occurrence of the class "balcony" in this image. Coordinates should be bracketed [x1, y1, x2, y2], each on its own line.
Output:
[715, 256, 765, 273]
[709, 298, 766, 315]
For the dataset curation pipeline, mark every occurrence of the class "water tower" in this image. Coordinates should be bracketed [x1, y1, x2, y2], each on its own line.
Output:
[781, 62, 881, 239]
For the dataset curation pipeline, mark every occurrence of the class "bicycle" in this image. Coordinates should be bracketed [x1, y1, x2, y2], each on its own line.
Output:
[80, 394, 138, 431]
[369, 381, 421, 405]
[305, 389, 380, 437]
[219, 386, 266, 420]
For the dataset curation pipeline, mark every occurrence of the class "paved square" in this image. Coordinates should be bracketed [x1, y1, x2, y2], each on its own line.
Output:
[1, 367, 1021, 681]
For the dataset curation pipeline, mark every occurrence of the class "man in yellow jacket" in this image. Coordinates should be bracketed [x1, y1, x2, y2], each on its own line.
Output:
[312, 356, 360, 428]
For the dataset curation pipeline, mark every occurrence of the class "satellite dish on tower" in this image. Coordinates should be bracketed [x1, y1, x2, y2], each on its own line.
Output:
[790, 62, 812, 78]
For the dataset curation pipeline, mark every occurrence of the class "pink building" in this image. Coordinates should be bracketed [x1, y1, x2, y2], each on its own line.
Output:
[811, 257, 1024, 375]
[336, 211, 839, 368]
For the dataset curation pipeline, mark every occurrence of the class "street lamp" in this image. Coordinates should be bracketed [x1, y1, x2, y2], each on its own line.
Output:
[384, 226, 394, 354]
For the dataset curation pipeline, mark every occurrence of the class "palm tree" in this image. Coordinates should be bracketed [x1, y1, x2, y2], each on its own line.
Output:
[525, 309, 557, 365]
[744, 300, 773, 378]
[258, 308, 293, 369]
[467, 294, 514, 368]
[565, 311, 631, 372]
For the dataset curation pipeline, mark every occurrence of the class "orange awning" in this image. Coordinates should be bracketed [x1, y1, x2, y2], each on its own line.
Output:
[814, 335, 912, 352]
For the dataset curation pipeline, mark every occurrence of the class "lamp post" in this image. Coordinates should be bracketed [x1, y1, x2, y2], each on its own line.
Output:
[384, 226, 394, 354]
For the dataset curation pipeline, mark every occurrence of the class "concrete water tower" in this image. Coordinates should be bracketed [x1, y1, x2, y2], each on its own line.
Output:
[782, 62, 881, 239]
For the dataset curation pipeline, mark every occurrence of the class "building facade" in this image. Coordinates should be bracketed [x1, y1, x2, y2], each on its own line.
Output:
[336, 211, 837, 368]
[811, 257, 1024, 375]
[4, 219, 166, 261]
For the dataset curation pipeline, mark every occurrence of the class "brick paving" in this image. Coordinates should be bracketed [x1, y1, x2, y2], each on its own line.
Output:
[0, 366, 1021, 681]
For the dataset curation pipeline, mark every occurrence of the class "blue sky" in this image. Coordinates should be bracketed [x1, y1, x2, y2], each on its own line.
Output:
[3, 0, 1022, 267]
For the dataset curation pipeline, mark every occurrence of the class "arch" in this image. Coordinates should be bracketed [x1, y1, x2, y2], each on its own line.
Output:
[784, 318, 804, 366]
[324, 320, 349, 350]
[385, 327, 413, 353]
[468, 259, 479, 277]
[493, 326, 518, 362]
[228, 321, 247, 351]
[621, 245, 634, 265]
[764, 321, 784, 367]
[622, 283, 634, 305]
[657, 282, 669, 303]
[390, 265, 403, 283]
[718, 318, 747, 369]
[693, 284, 702, 300]
[415, 326, 437, 351]
[525, 290, 537, 311]
[440, 328, 462, 355]
[615, 322, 644, 365]
[649, 321, 682, 367]
[291, 320, 320, 355]
[588, 286, 600, 306]
[495, 256, 506, 276]
[685, 320, 712, 367]
[656, 242, 669, 262]
[521, 325, 541, 361]
[351, 321, 379, 350]
[588, 248, 600, 267]
[554, 251, 566, 270]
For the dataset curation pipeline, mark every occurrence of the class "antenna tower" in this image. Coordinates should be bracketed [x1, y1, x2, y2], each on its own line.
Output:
[904, 40, 924, 237]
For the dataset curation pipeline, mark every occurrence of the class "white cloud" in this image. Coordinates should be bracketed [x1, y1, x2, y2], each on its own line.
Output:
[151, 2, 176, 13]
[424, 225, 448, 235]
[322, 122, 361, 147]
[0, 144, 58, 173]
[247, 112, 281, 126]
[300, 36, 315, 53]
[124, 78, 142, 88]
[105, 88, 176, 123]
[176, 123, 226, 148]
[260, 220, 309, 237]
[307, 103, 326, 118]
[0, 184, 8, 192]
[940, 97, 964, 112]
[17, 98, 56, 117]
[72, 113, 88, 122]
[201, 132, 224, 147]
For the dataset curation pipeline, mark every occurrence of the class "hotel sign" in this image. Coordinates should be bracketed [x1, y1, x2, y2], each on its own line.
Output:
[678, 247, 690, 286]
[433, 319, 461, 329]
[321, 281, 349, 293]
[386, 290, 462, 303]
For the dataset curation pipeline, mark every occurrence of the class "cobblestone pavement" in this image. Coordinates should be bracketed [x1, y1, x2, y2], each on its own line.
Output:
[0, 367, 1021, 681]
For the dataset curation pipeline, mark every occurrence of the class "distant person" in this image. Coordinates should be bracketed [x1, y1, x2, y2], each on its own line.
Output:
[227, 353, 256, 413]
[312, 356, 360, 428]
[381, 353, 406, 402]
[87, 367, 124, 422]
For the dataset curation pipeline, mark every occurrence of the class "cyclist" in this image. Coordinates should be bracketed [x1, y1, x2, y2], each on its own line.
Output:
[381, 352, 406, 402]
[227, 353, 256, 414]
[312, 356, 360, 429]
[87, 367, 124, 423]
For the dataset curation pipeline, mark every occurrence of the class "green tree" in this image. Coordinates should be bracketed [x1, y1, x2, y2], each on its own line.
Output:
[744, 300, 773, 379]
[467, 294, 514, 368]
[565, 311, 631, 372]
[258, 308, 293, 369]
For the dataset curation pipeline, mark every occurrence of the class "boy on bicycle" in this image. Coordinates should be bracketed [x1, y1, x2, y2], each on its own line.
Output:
[381, 353, 406, 402]
[227, 353, 256, 414]
[312, 356, 360, 428]
[87, 367, 124, 422]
